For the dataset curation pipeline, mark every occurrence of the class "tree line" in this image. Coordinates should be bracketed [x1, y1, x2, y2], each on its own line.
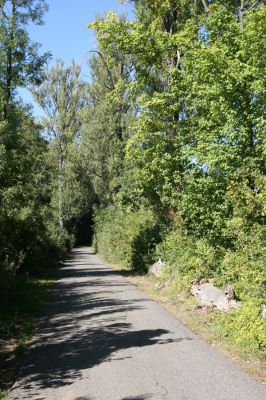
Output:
[0, 0, 265, 353]
[0, 0, 92, 274]
[89, 0, 266, 353]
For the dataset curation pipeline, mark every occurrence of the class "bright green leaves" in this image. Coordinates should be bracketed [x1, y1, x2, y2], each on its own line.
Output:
[89, 0, 266, 354]
[32, 60, 88, 230]
[88, 13, 134, 67]
[89, 0, 266, 240]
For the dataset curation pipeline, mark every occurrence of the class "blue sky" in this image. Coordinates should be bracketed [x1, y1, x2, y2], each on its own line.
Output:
[21, 0, 134, 115]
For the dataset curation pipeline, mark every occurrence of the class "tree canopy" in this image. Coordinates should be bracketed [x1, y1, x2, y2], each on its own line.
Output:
[0, 0, 265, 355]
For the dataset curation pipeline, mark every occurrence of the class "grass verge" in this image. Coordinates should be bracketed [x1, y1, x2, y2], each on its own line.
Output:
[0, 262, 61, 399]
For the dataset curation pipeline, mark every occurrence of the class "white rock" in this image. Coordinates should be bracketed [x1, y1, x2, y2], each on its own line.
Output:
[261, 304, 266, 320]
[150, 259, 165, 277]
[191, 282, 238, 312]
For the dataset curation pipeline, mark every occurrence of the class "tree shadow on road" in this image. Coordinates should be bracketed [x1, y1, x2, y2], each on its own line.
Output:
[11, 251, 193, 398]
[75, 396, 153, 400]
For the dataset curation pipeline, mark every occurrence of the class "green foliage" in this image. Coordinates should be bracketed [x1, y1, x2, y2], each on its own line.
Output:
[31, 59, 88, 230]
[88, 0, 266, 356]
[157, 222, 266, 352]
[217, 225, 266, 303]
[211, 301, 266, 353]
[0, 261, 60, 393]
[0, 107, 47, 272]
[93, 205, 163, 272]
[0, 0, 50, 118]
[0, 105, 76, 274]
[156, 223, 221, 286]
[80, 44, 132, 206]
[0, 391, 8, 400]
[0, 267, 56, 340]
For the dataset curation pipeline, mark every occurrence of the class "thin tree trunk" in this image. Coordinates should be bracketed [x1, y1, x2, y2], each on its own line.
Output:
[201, 0, 209, 12]
[58, 147, 64, 229]
[239, 0, 245, 28]
[3, 0, 15, 119]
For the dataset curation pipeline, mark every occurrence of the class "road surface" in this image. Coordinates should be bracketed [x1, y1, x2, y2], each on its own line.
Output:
[11, 247, 266, 400]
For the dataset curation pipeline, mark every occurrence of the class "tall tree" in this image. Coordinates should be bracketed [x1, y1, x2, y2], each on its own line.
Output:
[32, 60, 86, 229]
[90, 1, 266, 239]
[0, 105, 51, 272]
[80, 40, 133, 204]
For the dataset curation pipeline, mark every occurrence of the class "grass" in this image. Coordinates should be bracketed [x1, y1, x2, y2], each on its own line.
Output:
[0, 262, 61, 398]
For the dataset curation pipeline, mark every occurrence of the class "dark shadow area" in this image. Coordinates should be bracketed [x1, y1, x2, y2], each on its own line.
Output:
[61, 267, 133, 279]
[62, 261, 141, 279]
[75, 212, 94, 246]
[11, 250, 193, 398]
[130, 223, 163, 274]
[74, 397, 152, 400]
[74, 396, 153, 400]
[63, 248, 143, 278]
[66, 249, 96, 259]
[75, 397, 93, 400]
[13, 317, 176, 393]
[121, 396, 153, 400]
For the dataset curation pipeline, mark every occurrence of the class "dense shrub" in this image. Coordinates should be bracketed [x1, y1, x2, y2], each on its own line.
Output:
[156, 224, 222, 286]
[211, 301, 266, 353]
[216, 226, 266, 303]
[93, 205, 163, 272]
[156, 222, 266, 352]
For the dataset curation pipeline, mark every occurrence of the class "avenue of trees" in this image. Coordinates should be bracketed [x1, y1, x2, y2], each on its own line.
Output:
[0, 0, 265, 353]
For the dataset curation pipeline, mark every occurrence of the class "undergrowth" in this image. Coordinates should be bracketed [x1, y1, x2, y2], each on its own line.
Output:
[0, 262, 60, 395]
[94, 204, 266, 356]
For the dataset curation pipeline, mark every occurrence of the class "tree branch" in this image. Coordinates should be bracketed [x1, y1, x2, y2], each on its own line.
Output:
[89, 50, 115, 90]
[201, 0, 209, 12]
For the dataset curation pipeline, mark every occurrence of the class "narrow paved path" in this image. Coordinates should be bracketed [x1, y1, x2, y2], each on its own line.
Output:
[11, 247, 266, 400]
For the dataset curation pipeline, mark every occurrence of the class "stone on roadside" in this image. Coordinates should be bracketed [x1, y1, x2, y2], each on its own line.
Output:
[191, 282, 238, 311]
[155, 282, 165, 290]
[150, 259, 165, 277]
[261, 304, 266, 320]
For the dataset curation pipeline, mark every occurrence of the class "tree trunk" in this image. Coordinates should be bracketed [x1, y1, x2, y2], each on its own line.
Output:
[239, 0, 245, 28]
[2, 0, 16, 119]
[58, 148, 64, 229]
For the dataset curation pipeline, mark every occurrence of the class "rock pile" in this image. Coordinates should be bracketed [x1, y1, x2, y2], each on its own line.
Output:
[191, 282, 238, 311]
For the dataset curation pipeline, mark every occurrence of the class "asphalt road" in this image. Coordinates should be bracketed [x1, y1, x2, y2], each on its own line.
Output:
[11, 247, 266, 400]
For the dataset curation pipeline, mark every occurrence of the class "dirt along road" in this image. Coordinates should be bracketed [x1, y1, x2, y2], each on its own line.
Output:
[10, 247, 266, 400]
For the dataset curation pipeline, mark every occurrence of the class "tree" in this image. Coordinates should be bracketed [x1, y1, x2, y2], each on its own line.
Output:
[90, 0, 266, 241]
[31, 60, 86, 229]
[0, 105, 51, 272]
[80, 41, 133, 204]
[0, 0, 50, 119]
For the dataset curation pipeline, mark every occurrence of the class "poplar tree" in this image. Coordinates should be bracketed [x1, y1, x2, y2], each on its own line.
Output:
[32, 60, 86, 229]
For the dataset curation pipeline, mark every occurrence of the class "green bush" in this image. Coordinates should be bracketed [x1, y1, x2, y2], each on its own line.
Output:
[157, 222, 266, 354]
[211, 301, 266, 353]
[46, 224, 75, 260]
[156, 224, 221, 286]
[93, 205, 163, 272]
[216, 226, 266, 303]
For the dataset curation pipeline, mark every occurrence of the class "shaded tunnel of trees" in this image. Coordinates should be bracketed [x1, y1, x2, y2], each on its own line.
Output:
[0, 0, 265, 361]
[74, 212, 94, 246]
